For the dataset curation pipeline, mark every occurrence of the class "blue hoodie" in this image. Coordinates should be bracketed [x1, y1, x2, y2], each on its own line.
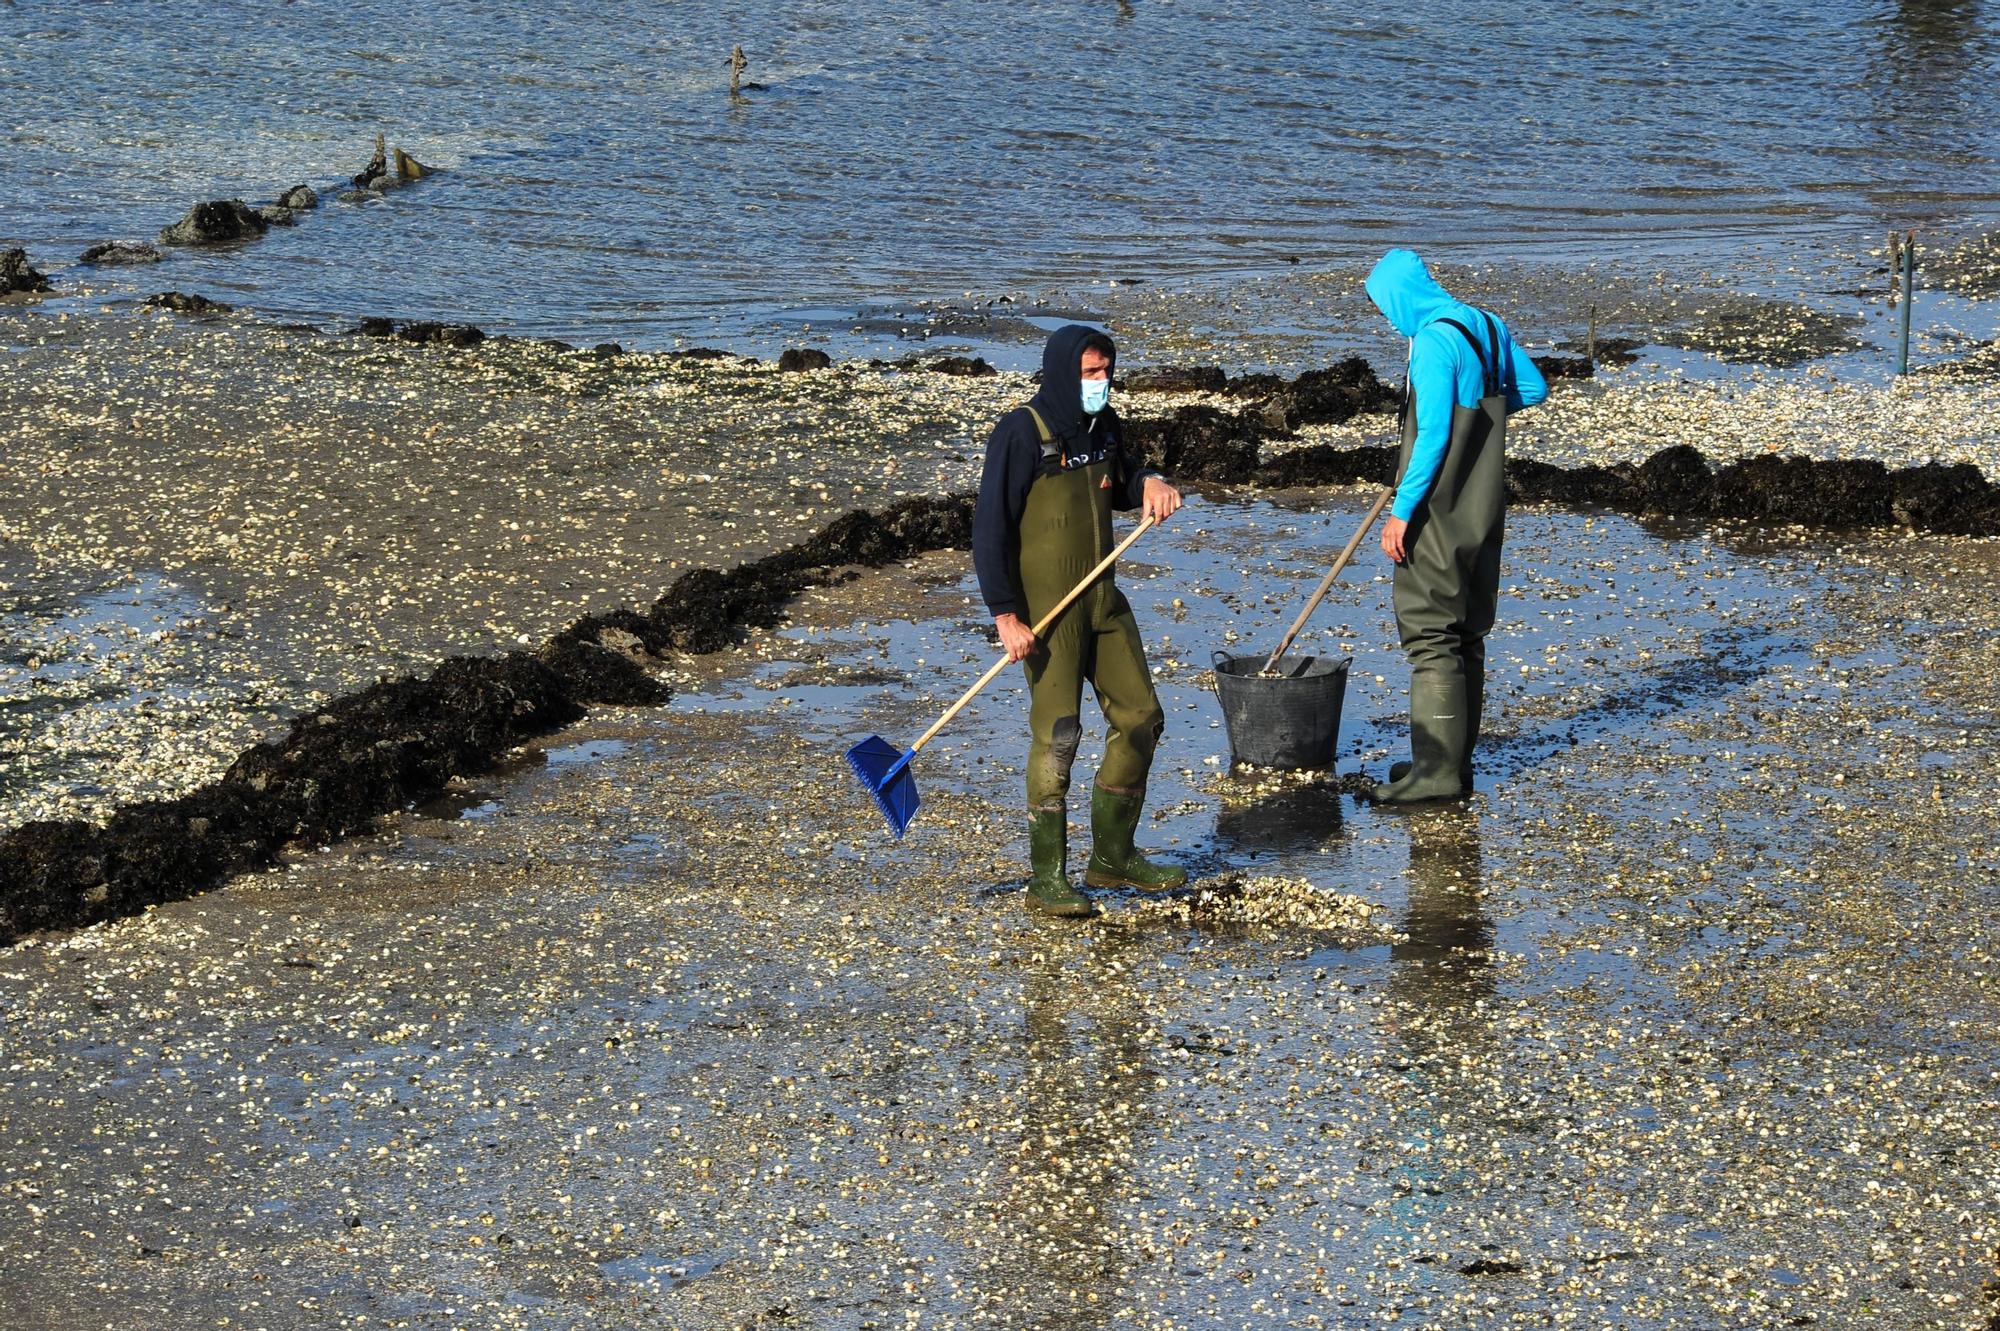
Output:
[1364, 249, 1548, 523]
[973, 324, 1156, 618]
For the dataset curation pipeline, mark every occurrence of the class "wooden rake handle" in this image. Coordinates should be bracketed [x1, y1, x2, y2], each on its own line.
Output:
[1260, 487, 1394, 675]
[906, 514, 1159, 756]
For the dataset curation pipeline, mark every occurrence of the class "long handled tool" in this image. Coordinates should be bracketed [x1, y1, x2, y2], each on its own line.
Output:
[847, 515, 1159, 837]
[1259, 487, 1394, 675]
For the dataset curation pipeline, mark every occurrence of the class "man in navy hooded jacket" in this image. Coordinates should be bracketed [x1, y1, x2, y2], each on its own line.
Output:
[973, 325, 1185, 919]
[1363, 249, 1548, 802]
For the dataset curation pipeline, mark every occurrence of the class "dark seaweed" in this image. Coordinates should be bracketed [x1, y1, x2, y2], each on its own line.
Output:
[1125, 406, 1267, 484]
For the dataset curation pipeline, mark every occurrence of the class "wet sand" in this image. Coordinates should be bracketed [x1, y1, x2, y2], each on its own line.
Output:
[4, 266, 2000, 1329]
[4, 297, 1998, 829]
[2, 496, 1997, 1328]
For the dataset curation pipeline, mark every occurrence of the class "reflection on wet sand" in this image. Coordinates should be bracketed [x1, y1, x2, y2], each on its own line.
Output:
[980, 938, 1159, 1325]
[1213, 780, 1347, 856]
[1370, 810, 1505, 1259]
[1388, 809, 1496, 1035]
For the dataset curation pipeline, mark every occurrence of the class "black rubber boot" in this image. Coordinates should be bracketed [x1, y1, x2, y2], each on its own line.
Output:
[1025, 808, 1095, 918]
[1369, 669, 1471, 804]
[1083, 786, 1188, 891]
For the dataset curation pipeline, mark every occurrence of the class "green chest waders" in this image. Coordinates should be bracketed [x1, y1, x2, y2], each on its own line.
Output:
[1013, 407, 1182, 911]
[1370, 315, 1509, 804]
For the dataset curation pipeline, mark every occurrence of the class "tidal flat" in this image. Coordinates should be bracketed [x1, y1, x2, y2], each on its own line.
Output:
[2, 278, 1999, 1328]
[2, 484, 1998, 1328]
[3, 287, 1997, 828]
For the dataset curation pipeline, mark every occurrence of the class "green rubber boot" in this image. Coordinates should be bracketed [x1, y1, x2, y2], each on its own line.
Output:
[1461, 657, 1484, 789]
[1025, 808, 1095, 918]
[1387, 667, 1480, 792]
[1370, 668, 1471, 804]
[1083, 786, 1188, 891]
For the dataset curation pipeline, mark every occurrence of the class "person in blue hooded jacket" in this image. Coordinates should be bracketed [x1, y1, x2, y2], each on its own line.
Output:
[973, 325, 1185, 918]
[1362, 249, 1548, 802]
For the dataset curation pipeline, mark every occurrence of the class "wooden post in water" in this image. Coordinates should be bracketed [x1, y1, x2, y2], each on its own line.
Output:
[1896, 232, 1915, 377]
[1586, 303, 1597, 363]
[1888, 231, 1902, 304]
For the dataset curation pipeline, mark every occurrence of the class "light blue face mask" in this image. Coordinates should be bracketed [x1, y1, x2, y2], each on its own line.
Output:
[1081, 377, 1111, 415]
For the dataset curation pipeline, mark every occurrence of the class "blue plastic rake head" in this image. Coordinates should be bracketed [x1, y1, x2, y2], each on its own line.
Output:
[845, 734, 920, 838]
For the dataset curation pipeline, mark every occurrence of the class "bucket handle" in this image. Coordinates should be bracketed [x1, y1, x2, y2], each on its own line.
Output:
[1211, 650, 1235, 669]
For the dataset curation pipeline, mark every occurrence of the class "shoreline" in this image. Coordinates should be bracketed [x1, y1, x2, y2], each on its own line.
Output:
[12, 219, 2000, 376]
[4, 241, 1999, 1331]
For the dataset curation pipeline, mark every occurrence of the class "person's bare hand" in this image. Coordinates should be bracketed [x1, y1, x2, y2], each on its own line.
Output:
[995, 613, 1037, 663]
[1142, 476, 1183, 523]
[1380, 515, 1409, 564]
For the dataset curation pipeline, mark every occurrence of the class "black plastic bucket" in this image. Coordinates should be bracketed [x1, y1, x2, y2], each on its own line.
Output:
[1211, 651, 1351, 770]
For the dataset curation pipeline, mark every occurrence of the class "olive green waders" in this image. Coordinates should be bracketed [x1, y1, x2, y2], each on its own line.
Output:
[1014, 409, 1183, 912]
[1371, 316, 1509, 804]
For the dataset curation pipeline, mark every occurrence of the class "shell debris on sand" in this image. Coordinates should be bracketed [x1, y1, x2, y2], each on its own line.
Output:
[1122, 870, 1396, 941]
[1, 468, 1997, 1327]
[6, 234, 2000, 831]
[1206, 763, 1375, 805]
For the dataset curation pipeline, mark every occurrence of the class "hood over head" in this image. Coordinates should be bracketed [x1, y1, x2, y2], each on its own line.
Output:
[1365, 248, 1460, 338]
[1028, 323, 1117, 441]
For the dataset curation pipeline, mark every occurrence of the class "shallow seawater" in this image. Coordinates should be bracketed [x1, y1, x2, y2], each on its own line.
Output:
[0, 561, 264, 808]
[4, 1, 1998, 347]
[675, 490, 1823, 907]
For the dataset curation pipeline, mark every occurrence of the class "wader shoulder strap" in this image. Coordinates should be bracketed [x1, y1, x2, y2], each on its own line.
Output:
[1024, 403, 1080, 473]
[1480, 310, 1511, 395]
[1022, 404, 1062, 468]
[1437, 316, 1502, 399]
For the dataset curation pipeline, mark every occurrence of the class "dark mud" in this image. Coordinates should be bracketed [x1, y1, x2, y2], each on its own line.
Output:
[1126, 406, 1269, 483]
[1122, 365, 1229, 394]
[1155, 417, 2000, 537]
[646, 494, 975, 653]
[1122, 356, 1400, 429]
[1267, 356, 1402, 426]
[0, 654, 580, 944]
[1120, 358, 1402, 483]
[1535, 353, 1596, 379]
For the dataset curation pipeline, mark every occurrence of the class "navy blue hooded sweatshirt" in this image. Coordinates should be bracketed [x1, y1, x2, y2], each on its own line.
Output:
[973, 325, 1157, 618]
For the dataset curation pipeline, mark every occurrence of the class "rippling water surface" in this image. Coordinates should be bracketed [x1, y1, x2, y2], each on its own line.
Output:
[4, 1, 1999, 341]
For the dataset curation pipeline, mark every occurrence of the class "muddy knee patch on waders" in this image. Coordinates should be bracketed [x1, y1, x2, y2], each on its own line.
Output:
[1030, 714, 1084, 811]
[1378, 313, 1509, 803]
